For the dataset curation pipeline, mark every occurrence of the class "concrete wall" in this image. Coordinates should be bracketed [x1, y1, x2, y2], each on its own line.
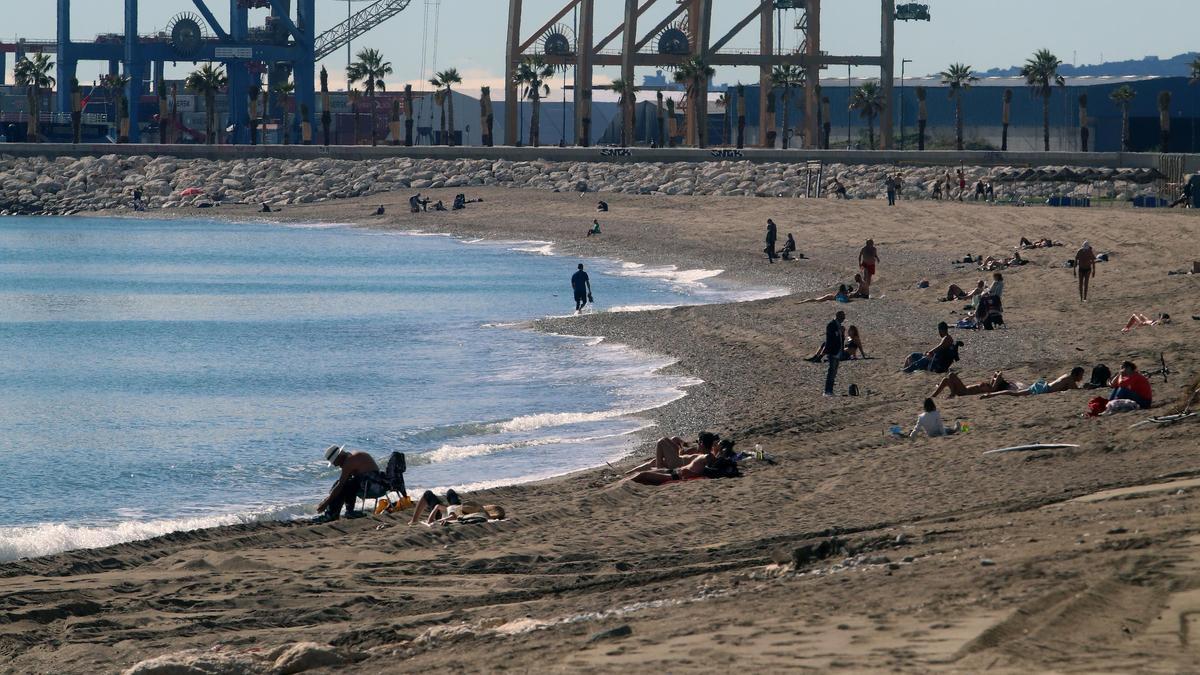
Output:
[1, 142, 1197, 172]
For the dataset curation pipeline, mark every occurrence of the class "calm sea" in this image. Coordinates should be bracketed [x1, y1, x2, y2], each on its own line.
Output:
[0, 216, 779, 560]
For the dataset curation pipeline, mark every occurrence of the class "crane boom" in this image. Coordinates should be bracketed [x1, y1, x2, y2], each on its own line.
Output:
[314, 0, 414, 61]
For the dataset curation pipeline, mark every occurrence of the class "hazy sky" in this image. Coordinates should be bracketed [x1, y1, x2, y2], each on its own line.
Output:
[5, 0, 1198, 95]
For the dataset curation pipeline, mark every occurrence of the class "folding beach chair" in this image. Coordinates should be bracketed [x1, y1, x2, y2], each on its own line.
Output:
[355, 452, 409, 513]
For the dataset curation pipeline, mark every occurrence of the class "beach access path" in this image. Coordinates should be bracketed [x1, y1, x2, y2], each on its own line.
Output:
[2, 187, 1199, 673]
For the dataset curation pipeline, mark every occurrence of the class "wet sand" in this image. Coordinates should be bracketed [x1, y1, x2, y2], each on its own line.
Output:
[3, 188, 1200, 673]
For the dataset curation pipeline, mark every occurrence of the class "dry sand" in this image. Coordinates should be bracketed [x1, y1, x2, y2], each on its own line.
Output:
[3, 187, 1200, 673]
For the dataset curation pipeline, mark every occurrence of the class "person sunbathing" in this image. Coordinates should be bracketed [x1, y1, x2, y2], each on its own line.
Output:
[978, 250, 1024, 270]
[1019, 237, 1057, 249]
[624, 433, 718, 474]
[624, 450, 715, 486]
[1122, 312, 1170, 332]
[944, 280, 985, 302]
[427, 503, 505, 525]
[799, 283, 851, 304]
[930, 370, 1014, 398]
[980, 367, 1085, 399]
[409, 488, 462, 526]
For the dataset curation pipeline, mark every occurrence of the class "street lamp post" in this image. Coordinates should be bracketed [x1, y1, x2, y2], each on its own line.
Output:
[899, 58, 911, 150]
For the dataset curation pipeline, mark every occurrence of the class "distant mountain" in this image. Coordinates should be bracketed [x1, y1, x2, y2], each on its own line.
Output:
[980, 52, 1199, 78]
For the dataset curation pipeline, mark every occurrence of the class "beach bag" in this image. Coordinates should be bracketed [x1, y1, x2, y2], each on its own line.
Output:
[1106, 399, 1140, 414]
[1087, 396, 1109, 416]
[1088, 364, 1111, 389]
[848, 384, 860, 397]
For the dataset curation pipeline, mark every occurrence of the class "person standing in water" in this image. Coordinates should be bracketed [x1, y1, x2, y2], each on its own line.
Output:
[1073, 240, 1097, 301]
[571, 263, 593, 312]
[765, 219, 778, 264]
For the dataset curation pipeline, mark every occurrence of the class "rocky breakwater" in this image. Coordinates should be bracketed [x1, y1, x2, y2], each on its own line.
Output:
[0, 153, 1173, 216]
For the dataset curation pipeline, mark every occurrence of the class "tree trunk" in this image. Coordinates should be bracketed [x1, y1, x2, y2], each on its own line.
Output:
[736, 95, 746, 149]
[27, 87, 38, 142]
[624, 98, 634, 147]
[1160, 112, 1171, 152]
[823, 123, 831, 150]
[918, 120, 927, 151]
[1001, 124, 1009, 151]
[780, 86, 790, 149]
[321, 90, 331, 146]
[530, 94, 540, 147]
[1121, 107, 1129, 151]
[480, 95, 489, 147]
[955, 96, 964, 151]
[206, 92, 216, 144]
[369, 93, 377, 146]
[283, 107, 290, 146]
[447, 89, 456, 147]
[867, 115, 875, 150]
[249, 96, 258, 146]
[722, 106, 730, 147]
[439, 98, 447, 145]
[404, 86, 414, 147]
[1081, 127, 1089, 152]
[158, 96, 168, 145]
[1001, 100, 1009, 151]
[1042, 98, 1050, 151]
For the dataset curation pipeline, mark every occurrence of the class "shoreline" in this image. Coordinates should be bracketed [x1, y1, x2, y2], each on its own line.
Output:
[3, 185, 1199, 673]
[0, 211, 785, 562]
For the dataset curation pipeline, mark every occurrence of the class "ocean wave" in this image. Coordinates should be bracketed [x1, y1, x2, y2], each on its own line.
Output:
[0, 504, 309, 562]
[509, 241, 555, 256]
[607, 303, 681, 313]
[611, 264, 724, 285]
[423, 428, 653, 464]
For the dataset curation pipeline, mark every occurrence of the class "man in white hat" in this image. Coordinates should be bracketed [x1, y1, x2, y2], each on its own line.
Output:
[1073, 241, 1097, 302]
[316, 445, 381, 521]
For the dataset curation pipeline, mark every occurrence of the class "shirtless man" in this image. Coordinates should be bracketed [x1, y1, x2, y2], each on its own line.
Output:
[1074, 241, 1097, 301]
[930, 371, 1013, 398]
[981, 367, 1085, 399]
[316, 445, 382, 521]
[859, 239, 880, 285]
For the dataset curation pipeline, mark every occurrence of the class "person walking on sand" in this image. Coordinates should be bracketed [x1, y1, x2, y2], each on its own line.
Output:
[571, 263, 593, 312]
[824, 310, 846, 397]
[859, 239, 879, 285]
[765, 219, 778, 263]
[885, 175, 897, 206]
[1074, 240, 1097, 301]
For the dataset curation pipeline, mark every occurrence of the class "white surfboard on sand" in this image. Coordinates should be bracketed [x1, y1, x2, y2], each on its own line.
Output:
[983, 443, 1080, 456]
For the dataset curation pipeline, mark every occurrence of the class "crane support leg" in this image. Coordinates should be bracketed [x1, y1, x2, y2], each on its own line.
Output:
[574, 0, 594, 146]
[758, 0, 772, 147]
[880, 0, 895, 148]
[504, 0, 522, 145]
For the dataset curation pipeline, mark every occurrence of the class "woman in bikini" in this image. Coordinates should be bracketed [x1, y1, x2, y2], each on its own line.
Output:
[799, 283, 851, 304]
[930, 371, 1013, 398]
[807, 325, 867, 362]
[944, 279, 985, 302]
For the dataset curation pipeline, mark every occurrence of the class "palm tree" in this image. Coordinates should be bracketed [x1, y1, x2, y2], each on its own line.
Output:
[849, 81, 885, 149]
[940, 63, 976, 151]
[915, 86, 928, 150]
[609, 77, 637, 146]
[14, 54, 55, 143]
[1000, 88, 1012, 151]
[821, 95, 831, 149]
[1158, 91, 1172, 152]
[1021, 49, 1065, 151]
[101, 73, 133, 143]
[513, 55, 556, 147]
[770, 64, 804, 149]
[185, 64, 227, 145]
[715, 92, 729, 146]
[404, 84, 415, 146]
[429, 68, 462, 146]
[729, 82, 739, 148]
[1078, 93, 1089, 152]
[275, 79, 294, 145]
[480, 86, 494, 147]
[1110, 84, 1135, 152]
[71, 78, 83, 144]
[248, 83, 262, 145]
[656, 91, 666, 147]
[673, 56, 716, 147]
[1190, 56, 1200, 85]
[665, 97, 677, 147]
[157, 77, 169, 144]
[346, 47, 393, 146]
[319, 66, 332, 146]
[348, 88, 362, 144]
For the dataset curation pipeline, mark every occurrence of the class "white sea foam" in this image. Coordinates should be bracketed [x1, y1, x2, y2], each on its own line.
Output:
[509, 241, 556, 256]
[612, 264, 724, 285]
[608, 303, 681, 313]
[425, 428, 653, 464]
[0, 504, 309, 562]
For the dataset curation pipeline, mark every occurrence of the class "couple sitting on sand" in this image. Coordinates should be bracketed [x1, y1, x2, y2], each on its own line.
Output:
[929, 367, 1086, 399]
[622, 432, 740, 485]
[805, 325, 866, 362]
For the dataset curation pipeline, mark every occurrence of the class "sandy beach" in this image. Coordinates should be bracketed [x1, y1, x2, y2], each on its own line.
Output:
[3, 186, 1200, 673]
